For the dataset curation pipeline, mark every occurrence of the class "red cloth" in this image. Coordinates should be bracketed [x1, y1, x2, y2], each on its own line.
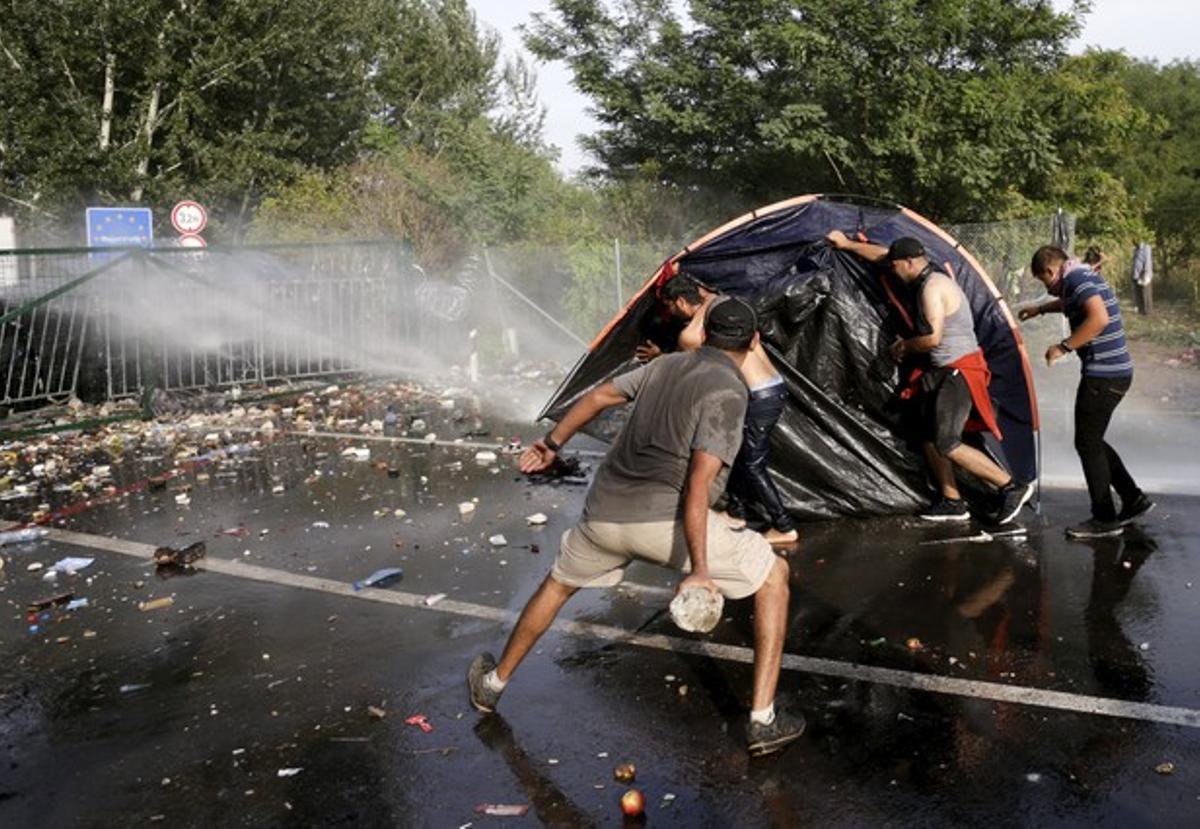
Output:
[900, 348, 1002, 440]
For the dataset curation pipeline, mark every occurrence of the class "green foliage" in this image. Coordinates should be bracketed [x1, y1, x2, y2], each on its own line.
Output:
[526, 0, 1096, 223]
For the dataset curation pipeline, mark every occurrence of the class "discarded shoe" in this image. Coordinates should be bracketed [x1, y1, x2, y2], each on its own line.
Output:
[747, 706, 807, 757]
[468, 652, 502, 713]
[153, 541, 206, 567]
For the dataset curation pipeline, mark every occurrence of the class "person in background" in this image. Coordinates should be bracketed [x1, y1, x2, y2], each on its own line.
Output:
[1131, 241, 1154, 316]
[1020, 246, 1154, 538]
[827, 231, 1033, 525]
[1083, 246, 1110, 274]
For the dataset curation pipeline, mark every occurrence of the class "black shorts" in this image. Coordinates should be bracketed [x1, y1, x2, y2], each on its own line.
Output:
[909, 369, 972, 454]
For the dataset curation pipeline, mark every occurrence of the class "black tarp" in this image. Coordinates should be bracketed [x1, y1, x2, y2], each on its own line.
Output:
[539, 196, 1039, 520]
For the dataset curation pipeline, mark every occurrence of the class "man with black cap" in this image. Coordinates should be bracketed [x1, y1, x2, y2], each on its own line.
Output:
[827, 231, 1033, 525]
[467, 297, 806, 757]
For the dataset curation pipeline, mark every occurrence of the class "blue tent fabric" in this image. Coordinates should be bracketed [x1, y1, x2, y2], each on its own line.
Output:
[540, 196, 1039, 520]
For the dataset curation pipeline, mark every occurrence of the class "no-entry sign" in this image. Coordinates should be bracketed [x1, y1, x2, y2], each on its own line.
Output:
[170, 200, 207, 235]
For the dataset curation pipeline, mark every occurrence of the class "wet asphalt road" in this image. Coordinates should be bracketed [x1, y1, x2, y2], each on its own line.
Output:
[2, 425, 1199, 827]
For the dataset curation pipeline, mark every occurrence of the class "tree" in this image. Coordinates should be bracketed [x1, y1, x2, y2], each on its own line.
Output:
[525, 0, 1106, 223]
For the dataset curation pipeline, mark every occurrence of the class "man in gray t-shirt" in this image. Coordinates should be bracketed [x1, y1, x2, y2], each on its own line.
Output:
[466, 297, 806, 757]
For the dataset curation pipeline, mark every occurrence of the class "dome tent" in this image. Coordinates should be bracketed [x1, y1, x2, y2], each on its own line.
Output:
[539, 195, 1040, 520]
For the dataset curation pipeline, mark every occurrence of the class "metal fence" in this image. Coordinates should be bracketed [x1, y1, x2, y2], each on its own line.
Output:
[0, 214, 1070, 409]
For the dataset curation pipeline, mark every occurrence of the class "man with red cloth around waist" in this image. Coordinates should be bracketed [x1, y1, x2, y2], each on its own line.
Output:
[828, 232, 1033, 525]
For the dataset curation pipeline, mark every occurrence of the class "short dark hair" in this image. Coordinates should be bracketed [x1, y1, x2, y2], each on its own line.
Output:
[659, 273, 704, 305]
[1084, 246, 1102, 264]
[886, 237, 926, 262]
[704, 296, 757, 351]
[1030, 245, 1067, 277]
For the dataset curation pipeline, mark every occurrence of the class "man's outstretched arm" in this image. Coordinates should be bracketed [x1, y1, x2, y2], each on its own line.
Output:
[827, 229, 889, 263]
[519, 382, 629, 473]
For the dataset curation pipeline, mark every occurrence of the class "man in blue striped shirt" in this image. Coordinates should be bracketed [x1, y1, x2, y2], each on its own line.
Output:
[1021, 246, 1153, 538]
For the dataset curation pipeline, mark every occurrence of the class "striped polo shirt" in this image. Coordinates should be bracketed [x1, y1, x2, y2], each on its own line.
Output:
[1053, 264, 1133, 378]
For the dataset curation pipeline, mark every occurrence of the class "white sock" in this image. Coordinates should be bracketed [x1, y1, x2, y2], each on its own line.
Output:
[484, 668, 507, 693]
[750, 703, 776, 726]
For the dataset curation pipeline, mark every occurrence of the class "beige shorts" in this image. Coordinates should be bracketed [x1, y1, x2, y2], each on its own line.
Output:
[550, 511, 777, 600]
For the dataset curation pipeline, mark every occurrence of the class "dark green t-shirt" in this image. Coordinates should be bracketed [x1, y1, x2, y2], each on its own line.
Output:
[582, 347, 748, 523]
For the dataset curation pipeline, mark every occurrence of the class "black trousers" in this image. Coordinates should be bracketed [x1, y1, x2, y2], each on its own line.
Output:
[1074, 375, 1141, 521]
[726, 385, 796, 532]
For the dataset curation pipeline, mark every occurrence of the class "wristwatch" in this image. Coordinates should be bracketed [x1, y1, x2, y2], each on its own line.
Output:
[543, 433, 562, 452]
[1058, 339, 1074, 353]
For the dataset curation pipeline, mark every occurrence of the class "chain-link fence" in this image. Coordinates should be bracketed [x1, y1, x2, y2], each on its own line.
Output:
[946, 211, 1076, 307]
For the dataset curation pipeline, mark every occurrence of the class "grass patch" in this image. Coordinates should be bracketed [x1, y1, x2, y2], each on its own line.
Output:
[1122, 300, 1200, 349]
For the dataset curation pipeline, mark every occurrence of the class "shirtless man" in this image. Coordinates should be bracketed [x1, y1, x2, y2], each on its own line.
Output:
[827, 232, 1033, 525]
[638, 274, 798, 545]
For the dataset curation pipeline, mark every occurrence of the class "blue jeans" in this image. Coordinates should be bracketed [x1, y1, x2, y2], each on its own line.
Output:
[726, 385, 795, 532]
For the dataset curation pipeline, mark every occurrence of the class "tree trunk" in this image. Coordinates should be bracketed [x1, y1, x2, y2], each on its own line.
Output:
[130, 80, 161, 202]
[99, 52, 115, 151]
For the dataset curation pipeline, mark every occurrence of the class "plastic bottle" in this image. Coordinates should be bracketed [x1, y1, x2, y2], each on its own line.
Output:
[352, 567, 403, 591]
[0, 528, 49, 546]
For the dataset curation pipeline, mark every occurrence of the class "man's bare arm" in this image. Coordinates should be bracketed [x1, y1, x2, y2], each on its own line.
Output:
[677, 449, 724, 594]
[519, 382, 629, 473]
[827, 229, 888, 263]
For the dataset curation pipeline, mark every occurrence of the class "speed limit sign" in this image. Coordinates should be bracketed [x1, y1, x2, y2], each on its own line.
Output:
[171, 200, 207, 235]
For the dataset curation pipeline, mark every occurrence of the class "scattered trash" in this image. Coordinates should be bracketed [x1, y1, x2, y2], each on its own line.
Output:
[174, 493, 191, 506]
[1155, 761, 1175, 775]
[353, 567, 403, 591]
[138, 597, 175, 612]
[488, 534, 508, 547]
[424, 593, 447, 607]
[312, 521, 330, 529]
[26, 562, 44, 572]
[474, 451, 497, 464]
[921, 527, 1027, 545]
[620, 789, 646, 817]
[27, 592, 74, 612]
[52, 556, 94, 574]
[614, 763, 637, 783]
[525, 512, 548, 526]
[367, 705, 387, 720]
[341, 447, 371, 462]
[670, 587, 724, 633]
[1025, 773, 1042, 783]
[475, 805, 529, 817]
[662, 792, 677, 805]
[405, 714, 433, 733]
[1139, 642, 1150, 652]
[458, 502, 476, 516]
[0, 527, 49, 546]
[277, 768, 303, 778]
[65, 598, 89, 611]
[153, 542, 206, 568]
[120, 683, 151, 693]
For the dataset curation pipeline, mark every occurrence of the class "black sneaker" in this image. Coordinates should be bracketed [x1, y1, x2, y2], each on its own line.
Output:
[1065, 518, 1124, 540]
[919, 498, 970, 522]
[1117, 493, 1155, 526]
[467, 652, 502, 713]
[994, 481, 1034, 525]
[746, 706, 807, 757]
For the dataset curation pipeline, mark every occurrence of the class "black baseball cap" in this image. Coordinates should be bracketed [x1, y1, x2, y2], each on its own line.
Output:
[886, 237, 926, 261]
[704, 296, 757, 350]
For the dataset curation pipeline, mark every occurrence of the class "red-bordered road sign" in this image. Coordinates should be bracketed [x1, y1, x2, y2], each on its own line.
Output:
[171, 201, 208, 235]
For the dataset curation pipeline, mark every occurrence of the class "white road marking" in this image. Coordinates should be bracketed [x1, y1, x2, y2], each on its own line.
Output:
[45, 527, 1200, 730]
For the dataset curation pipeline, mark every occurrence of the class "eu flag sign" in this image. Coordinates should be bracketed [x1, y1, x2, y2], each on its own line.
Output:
[86, 207, 154, 248]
